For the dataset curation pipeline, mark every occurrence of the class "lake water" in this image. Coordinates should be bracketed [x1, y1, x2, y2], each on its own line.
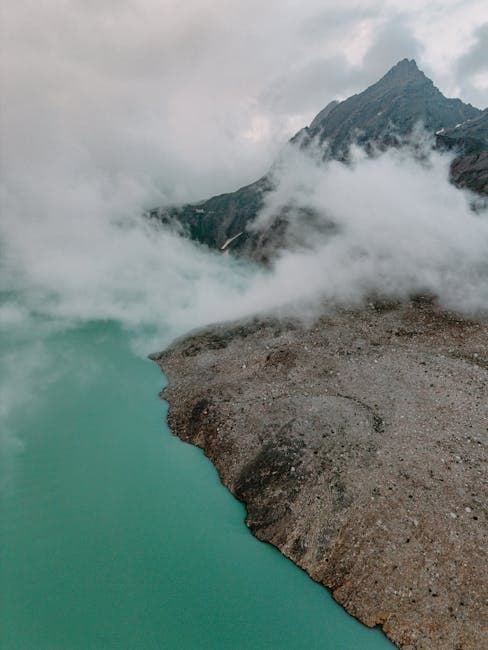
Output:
[0, 318, 392, 649]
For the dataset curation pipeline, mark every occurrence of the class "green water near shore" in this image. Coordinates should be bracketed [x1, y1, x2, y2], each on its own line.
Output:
[0, 319, 392, 649]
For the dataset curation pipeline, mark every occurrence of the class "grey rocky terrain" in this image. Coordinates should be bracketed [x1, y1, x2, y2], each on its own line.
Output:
[152, 300, 488, 649]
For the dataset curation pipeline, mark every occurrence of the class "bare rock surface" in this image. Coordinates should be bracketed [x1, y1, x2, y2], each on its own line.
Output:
[152, 301, 488, 649]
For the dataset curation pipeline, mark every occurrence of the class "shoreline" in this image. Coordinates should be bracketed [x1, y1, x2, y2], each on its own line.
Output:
[152, 301, 488, 649]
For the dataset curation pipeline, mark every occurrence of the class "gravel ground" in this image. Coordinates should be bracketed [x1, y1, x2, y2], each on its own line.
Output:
[151, 299, 488, 649]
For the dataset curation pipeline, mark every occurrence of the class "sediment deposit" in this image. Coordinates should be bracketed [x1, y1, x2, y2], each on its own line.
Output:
[152, 300, 488, 649]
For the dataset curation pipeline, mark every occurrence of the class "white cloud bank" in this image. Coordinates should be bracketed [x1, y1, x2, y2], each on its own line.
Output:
[1, 137, 487, 350]
[248, 142, 488, 317]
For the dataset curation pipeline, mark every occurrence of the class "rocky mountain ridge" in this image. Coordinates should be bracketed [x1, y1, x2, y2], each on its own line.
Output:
[438, 109, 488, 196]
[150, 60, 487, 261]
[294, 58, 481, 156]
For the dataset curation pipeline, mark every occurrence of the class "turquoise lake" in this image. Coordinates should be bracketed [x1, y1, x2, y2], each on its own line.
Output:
[0, 318, 392, 649]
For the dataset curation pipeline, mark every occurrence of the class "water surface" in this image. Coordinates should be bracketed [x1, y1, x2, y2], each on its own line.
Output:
[0, 319, 392, 649]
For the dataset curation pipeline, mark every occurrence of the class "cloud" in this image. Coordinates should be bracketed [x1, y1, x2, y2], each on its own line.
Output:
[245, 14, 423, 136]
[2, 134, 487, 344]
[456, 23, 488, 108]
[0, 338, 49, 492]
[458, 22, 488, 76]
[360, 15, 422, 83]
[243, 139, 488, 318]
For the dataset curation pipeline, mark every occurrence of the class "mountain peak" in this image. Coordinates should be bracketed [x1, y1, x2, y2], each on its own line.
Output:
[154, 60, 486, 260]
[303, 59, 481, 156]
[392, 58, 419, 71]
[377, 58, 428, 88]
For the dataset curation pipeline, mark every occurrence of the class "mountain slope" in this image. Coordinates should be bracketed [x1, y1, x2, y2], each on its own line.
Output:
[438, 109, 488, 196]
[150, 177, 272, 261]
[297, 59, 481, 157]
[437, 108, 488, 154]
[152, 60, 486, 260]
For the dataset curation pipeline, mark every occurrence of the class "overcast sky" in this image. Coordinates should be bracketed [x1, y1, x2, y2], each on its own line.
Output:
[1, 0, 487, 205]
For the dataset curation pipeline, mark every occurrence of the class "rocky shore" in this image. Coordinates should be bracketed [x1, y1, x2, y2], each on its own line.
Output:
[151, 300, 487, 649]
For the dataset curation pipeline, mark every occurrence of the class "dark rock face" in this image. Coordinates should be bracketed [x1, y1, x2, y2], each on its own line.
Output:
[308, 99, 340, 131]
[437, 109, 488, 155]
[150, 60, 486, 260]
[150, 177, 272, 261]
[155, 302, 488, 649]
[438, 110, 488, 197]
[451, 150, 488, 197]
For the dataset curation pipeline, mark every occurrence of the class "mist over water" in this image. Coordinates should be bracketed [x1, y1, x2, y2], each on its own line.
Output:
[1, 140, 487, 349]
